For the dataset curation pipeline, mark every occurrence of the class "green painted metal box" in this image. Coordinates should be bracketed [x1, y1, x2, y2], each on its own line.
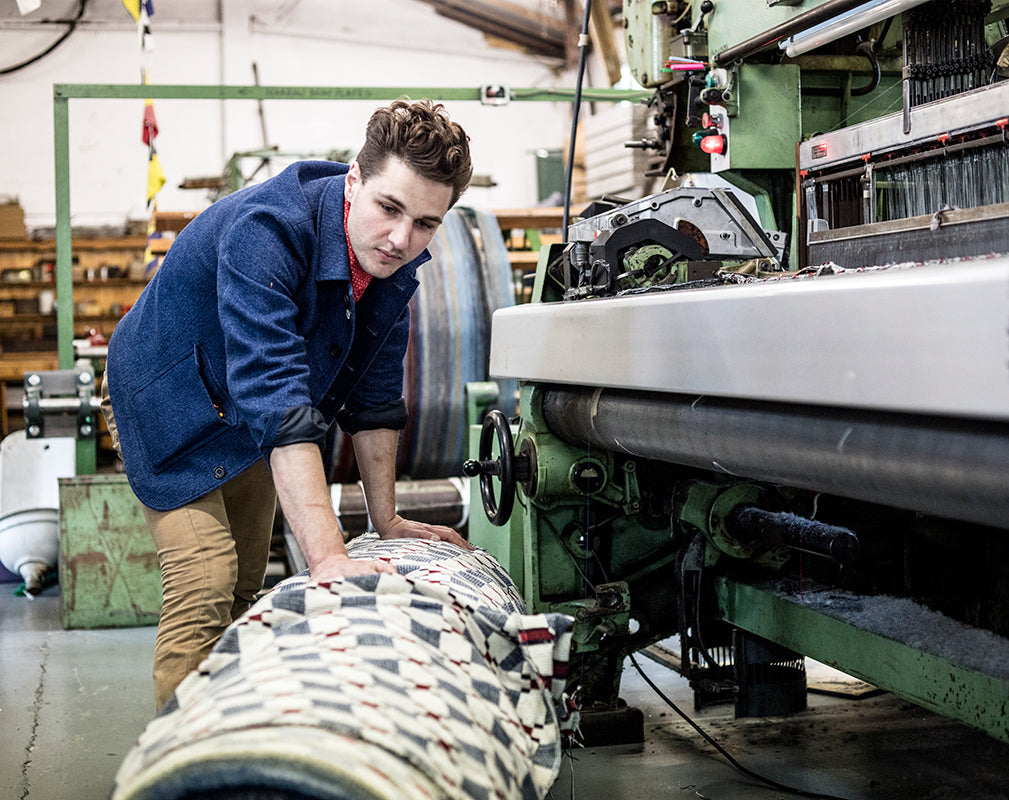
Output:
[58, 474, 161, 629]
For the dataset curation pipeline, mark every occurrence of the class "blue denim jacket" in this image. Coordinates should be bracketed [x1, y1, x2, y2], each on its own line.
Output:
[105, 161, 426, 511]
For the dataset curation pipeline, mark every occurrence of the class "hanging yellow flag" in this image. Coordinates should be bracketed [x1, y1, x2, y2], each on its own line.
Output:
[122, 1, 154, 22]
[147, 148, 166, 204]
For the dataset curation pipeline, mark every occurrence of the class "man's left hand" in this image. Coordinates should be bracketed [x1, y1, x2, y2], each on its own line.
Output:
[377, 515, 475, 550]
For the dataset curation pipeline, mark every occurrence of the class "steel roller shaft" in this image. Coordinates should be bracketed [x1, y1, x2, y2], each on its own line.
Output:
[540, 386, 1009, 531]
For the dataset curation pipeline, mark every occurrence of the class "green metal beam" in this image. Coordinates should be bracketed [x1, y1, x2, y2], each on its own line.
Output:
[52, 84, 651, 102]
[715, 576, 1009, 743]
[51, 82, 650, 473]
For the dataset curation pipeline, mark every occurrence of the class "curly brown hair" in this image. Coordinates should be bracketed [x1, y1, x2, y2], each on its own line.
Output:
[356, 99, 473, 208]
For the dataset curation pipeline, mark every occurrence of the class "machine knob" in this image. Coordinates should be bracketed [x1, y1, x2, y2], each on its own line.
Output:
[462, 410, 530, 527]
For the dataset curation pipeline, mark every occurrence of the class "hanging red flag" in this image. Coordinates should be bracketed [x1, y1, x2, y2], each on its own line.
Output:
[142, 99, 158, 146]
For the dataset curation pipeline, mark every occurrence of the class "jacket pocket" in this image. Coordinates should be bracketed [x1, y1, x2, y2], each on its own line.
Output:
[133, 345, 230, 472]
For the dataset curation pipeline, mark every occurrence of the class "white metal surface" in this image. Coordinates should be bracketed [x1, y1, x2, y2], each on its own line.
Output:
[0, 507, 59, 589]
[799, 81, 1009, 170]
[0, 431, 76, 515]
[489, 257, 1009, 421]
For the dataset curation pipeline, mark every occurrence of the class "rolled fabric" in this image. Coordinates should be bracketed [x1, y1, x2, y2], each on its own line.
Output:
[111, 534, 576, 800]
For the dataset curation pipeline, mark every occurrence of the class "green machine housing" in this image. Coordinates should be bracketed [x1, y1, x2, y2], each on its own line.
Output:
[467, 0, 1009, 746]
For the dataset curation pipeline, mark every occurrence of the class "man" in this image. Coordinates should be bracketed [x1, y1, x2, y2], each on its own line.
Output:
[101, 99, 474, 710]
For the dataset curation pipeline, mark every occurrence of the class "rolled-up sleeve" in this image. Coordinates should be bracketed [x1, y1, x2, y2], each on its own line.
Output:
[335, 397, 408, 434]
[273, 405, 331, 448]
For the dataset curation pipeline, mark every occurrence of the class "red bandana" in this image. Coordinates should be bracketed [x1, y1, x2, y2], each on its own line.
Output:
[343, 199, 372, 302]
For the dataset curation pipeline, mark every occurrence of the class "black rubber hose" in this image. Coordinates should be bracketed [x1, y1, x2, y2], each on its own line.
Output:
[0, 0, 88, 76]
[851, 39, 881, 96]
[561, 0, 593, 242]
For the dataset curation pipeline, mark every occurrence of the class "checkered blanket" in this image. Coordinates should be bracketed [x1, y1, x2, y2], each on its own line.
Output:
[111, 534, 575, 800]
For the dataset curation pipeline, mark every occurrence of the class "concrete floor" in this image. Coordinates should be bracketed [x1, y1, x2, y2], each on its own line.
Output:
[4, 582, 1009, 800]
[551, 658, 1009, 800]
[2, 584, 156, 800]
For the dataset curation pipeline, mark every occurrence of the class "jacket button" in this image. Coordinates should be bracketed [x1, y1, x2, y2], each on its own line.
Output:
[213, 466, 226, 480]
[329, 344, 342, 358]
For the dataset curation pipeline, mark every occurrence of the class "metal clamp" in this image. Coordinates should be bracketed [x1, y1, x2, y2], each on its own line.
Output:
[23, 365, 101, 440]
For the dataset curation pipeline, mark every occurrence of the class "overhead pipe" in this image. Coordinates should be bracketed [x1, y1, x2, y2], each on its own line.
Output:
[541, 386, 1009, 531]
[779, 0, 929, 57]
[713, 0, 916, 65]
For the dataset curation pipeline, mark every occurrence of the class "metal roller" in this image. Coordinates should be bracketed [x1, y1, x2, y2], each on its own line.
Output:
[400, 207, 486, 479]
[466, 208, 519, 417]
[331, 478, 469, 538]
[541, 386, 1009, 530]
[285, 478, 470, 573]
[327, 207, 516, 483]
[729, 507, 860, 564]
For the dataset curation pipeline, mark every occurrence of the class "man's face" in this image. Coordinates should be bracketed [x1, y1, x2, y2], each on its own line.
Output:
[344, 156, 453, 279]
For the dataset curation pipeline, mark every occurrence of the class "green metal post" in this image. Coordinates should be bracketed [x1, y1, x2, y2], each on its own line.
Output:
[54, 90, 97, 474]
[53, 90, 73, 371]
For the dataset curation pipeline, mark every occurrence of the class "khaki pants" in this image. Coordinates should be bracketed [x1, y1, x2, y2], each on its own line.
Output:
[101, 374, 278, 711]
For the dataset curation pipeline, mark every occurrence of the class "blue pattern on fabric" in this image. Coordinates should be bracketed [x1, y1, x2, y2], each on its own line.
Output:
[462, 776, 491, 800]
[410, 617, 442, 647]
[365, 658, 401, 675]
[271, 589, 307, 615]
[471, 679, 501, 704]
[341, 595, 378, 608]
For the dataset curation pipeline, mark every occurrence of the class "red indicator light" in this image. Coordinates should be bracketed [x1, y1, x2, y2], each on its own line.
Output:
[700, 134, 726, 155]
[996, 118, 1008, 129]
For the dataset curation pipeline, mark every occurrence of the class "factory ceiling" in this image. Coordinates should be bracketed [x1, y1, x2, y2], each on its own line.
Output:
[412, 0, 575, 63]
[412, 0, 625, 67]
[2, 0, 625, 71]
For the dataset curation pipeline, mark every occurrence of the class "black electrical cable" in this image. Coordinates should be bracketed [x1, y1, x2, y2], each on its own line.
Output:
[629, 653, 857, 800]
[567, 498, 854, 799]
[0, 0, 88, 76]
[553, 12, 860, 796]
[851, 38, 881, 96]
[561, 0, 593, 243]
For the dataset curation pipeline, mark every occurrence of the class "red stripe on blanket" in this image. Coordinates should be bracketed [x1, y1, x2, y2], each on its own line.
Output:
[519, 628, 554, 643]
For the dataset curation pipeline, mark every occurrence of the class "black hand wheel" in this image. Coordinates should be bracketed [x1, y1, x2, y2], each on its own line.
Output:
[462, 409, 527, 526]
